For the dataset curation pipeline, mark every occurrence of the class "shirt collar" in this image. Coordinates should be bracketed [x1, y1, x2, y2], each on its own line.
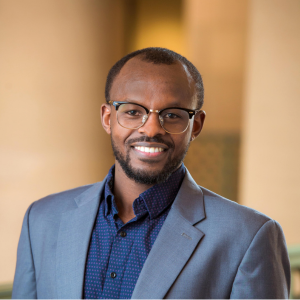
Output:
[103, 166, 116, 217]
[104, 164, 186, 220]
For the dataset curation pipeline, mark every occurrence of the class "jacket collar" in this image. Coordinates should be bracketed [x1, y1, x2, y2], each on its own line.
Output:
[171, 167, 205, 225]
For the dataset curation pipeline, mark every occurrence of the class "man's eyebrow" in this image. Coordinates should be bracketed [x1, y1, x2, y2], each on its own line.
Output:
[122, 98, 140, 103]
[123, 98, 184, 108]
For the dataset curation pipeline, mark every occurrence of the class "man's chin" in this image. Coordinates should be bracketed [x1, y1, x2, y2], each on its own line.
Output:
[111, 136, 188, 185]
[117, 160, 174, 185]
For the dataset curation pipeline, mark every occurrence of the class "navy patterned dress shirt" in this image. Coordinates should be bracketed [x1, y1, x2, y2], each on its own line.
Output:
[83, 164, 185, 299]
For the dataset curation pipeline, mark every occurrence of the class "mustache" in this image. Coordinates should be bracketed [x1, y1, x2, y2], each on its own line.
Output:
[126, 136, 174, 149]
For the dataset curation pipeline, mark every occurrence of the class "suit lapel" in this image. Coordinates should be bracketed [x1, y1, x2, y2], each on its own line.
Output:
[132, 169, 206, 299]
[56, 180, 106, 299]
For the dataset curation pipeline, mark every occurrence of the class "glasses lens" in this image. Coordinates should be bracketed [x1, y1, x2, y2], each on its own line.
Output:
[160, 108, 190, 133]
[117, 103, 147, 129]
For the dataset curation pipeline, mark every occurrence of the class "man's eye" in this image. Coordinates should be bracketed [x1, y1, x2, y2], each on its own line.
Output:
[126, 110, 141, 116]
[165, 113, 180, 119]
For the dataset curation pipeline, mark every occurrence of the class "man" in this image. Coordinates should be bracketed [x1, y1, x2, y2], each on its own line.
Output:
[12, 47, 290, 299]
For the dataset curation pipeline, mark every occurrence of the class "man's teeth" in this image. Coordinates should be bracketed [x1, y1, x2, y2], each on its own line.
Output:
[135, 146, 164, 153]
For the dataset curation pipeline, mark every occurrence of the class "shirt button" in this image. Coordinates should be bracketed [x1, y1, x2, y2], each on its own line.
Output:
[120, 231, 127, 237]
[110, 272, 117, 278]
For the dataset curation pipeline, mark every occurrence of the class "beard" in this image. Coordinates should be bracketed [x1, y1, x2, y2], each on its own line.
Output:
[111, 135, 190, 185]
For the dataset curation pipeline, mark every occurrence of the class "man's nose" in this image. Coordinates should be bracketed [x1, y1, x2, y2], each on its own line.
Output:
[137, 112, 166, 137]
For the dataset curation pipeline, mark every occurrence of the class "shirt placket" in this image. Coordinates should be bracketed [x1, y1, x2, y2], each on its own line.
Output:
[101, 215, 134, 299]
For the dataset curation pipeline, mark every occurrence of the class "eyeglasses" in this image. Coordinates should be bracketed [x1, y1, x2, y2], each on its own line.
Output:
[109, 101, 200, 134]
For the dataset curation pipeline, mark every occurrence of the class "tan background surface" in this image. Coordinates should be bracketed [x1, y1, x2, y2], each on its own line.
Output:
[239, 0, 300, 245]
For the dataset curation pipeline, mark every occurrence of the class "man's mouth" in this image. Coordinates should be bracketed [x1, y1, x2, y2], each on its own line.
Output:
[134, 146, 165, 153]
[128, 137, 172, 158]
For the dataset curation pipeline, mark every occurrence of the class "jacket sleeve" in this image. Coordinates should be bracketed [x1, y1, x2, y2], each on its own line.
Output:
[12, 203, 37, 299]
[230, 219, 290, 299]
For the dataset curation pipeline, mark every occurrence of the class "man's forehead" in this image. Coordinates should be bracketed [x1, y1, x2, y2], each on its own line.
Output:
[119, 56, 189, 77]
[114, 56, 195, 90]
[110, 56, 197, 107]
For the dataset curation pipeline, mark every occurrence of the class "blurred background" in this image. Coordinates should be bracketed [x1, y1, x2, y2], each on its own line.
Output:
[0, 0, 299, 297]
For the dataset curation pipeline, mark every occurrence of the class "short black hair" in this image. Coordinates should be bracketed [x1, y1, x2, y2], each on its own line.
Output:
[105, 47, 204, 108]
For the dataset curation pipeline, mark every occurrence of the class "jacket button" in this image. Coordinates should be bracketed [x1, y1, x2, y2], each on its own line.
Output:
[110, 272, 117, 278]
[120, 231, 127, 237]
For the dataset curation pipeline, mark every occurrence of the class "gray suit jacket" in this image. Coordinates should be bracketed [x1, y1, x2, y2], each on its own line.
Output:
[12, 169, 290, 299]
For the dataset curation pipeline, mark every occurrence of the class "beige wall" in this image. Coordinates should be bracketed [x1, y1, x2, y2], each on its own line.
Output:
[0, 0, 119, 283]
[125, 0, 185, 55]
[183, 0, 247, 201]
[239, 0, 300, 245]
[183, 0, 248, 133]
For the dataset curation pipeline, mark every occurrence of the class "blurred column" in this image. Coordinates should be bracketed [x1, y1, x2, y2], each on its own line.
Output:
[183, 0, 248, 201]
[239, 0, 300, 245]
[124, 0, 185, 55]
[0, 0, 122, 283]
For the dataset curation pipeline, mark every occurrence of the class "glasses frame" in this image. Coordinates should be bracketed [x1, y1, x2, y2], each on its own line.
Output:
[108, 100, 201, 134]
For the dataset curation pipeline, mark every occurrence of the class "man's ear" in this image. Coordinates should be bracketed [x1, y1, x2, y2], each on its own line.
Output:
[101, 103, 112, 135]
[191, 110, 206, 141]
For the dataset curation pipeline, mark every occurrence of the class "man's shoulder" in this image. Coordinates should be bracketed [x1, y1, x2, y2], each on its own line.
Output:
[201, 186, 269, 218]
[29, 181, 104, 216]
[198, 185, 275, 233]
[177, 169, 275, 232]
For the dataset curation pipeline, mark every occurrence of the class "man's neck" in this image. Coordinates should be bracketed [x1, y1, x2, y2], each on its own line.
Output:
[113, 161, 154, 224]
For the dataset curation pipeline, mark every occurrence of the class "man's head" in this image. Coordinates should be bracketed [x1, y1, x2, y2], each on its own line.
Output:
[105, 47, 204, 109]
[101, 47, 205, 185]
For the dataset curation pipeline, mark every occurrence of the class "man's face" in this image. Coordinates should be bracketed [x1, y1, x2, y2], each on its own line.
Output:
[102, 57, 204, 185]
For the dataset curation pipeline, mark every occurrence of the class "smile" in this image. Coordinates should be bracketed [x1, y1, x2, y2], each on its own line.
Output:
[134, 146, 165, 153]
